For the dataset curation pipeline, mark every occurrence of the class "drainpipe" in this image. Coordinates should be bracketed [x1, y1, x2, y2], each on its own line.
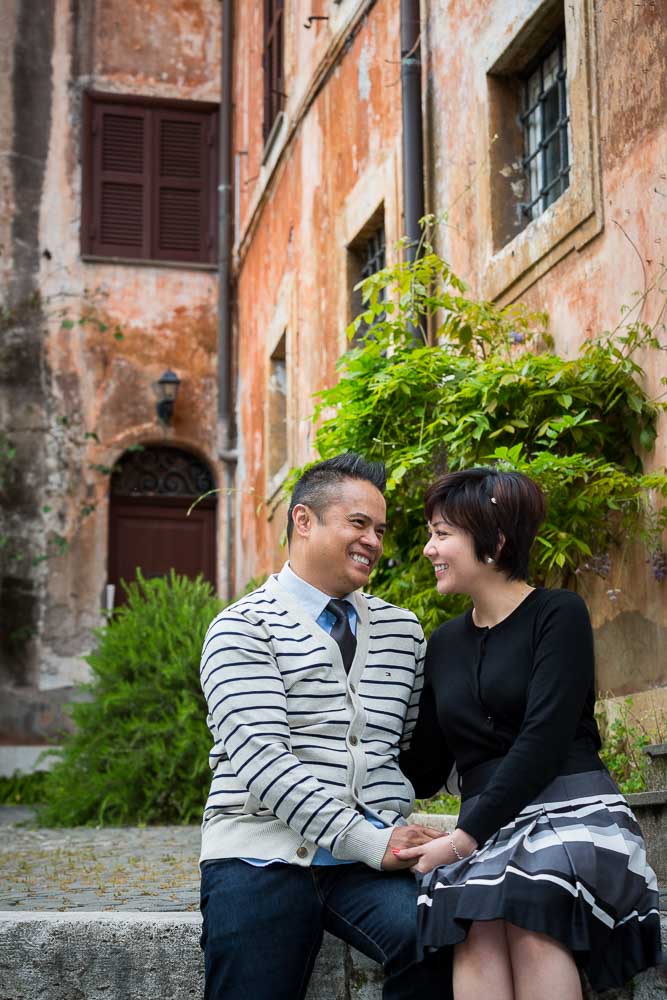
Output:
[400, 0, 425, 266]
[218, 0, 237, 602]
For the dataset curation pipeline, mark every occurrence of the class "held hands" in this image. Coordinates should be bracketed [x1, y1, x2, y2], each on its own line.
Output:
[390, 829, 478, 874]
[381, 824, 444, 871]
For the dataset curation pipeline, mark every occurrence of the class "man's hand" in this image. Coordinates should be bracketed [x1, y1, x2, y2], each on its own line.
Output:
[381, 824, 443, 870]
[391, 828, 478, 874]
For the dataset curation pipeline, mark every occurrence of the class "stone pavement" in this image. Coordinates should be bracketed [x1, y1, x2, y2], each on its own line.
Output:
[0, 807, 665, 1000]
[0, 807, 201, 912]
[0, 807, 455, 1000]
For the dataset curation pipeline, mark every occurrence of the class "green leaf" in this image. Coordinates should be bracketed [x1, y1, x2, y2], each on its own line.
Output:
[639, 427, 656, 451]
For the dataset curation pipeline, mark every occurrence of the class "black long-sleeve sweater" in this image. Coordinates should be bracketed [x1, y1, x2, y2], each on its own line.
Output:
[399, 588, 602, 846]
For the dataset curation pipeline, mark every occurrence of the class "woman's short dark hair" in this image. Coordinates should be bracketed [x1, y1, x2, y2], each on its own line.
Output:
[287, 452, 387, 544]
[424, 467, 546, 581]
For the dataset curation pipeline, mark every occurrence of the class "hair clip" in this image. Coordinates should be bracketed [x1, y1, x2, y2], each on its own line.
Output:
[490, 496, 498, 504]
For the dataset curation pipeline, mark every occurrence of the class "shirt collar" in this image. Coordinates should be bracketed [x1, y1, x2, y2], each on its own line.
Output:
[276, 562, 357, 622]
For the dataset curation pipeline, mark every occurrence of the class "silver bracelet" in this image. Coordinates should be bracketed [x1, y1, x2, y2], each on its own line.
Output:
[449, 834, 464, 862]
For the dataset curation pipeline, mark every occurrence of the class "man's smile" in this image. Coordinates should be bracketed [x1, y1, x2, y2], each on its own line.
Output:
[350, 553, 372, 567]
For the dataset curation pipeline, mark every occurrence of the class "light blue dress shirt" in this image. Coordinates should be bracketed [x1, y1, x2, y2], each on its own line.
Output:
[241, 563, 383, 866]
[278, 562, 358, 638]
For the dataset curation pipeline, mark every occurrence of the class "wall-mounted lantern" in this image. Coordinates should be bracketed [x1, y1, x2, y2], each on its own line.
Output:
[156, 369, 181, 425]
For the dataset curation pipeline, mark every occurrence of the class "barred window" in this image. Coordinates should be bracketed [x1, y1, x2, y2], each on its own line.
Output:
[263, 0, 285, 145]
[521, 35, 570, 222]
[349, 223, 386, 345]
[267, 333, 288, 488]
[359, 227, 386, 284]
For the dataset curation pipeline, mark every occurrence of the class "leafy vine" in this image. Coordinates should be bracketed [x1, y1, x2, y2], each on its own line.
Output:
[289, 240, 667, 636]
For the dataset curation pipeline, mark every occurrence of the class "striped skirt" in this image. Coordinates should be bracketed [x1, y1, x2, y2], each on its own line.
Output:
[416, 770, 662, 991]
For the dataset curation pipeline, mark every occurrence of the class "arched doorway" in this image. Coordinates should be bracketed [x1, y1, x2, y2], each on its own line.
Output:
[108, 446, 217, 606]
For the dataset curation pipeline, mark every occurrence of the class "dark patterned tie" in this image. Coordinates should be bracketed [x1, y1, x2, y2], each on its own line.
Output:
[326, 599, 357, 674]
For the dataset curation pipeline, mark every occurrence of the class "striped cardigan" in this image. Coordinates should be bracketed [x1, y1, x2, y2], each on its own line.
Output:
[199, 575, 426, 870]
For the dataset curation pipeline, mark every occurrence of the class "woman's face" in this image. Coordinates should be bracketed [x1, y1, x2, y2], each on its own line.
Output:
[423, 509, 485, 596]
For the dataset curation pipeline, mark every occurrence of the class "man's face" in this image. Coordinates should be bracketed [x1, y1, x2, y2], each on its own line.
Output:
[293, 478, 387, 597]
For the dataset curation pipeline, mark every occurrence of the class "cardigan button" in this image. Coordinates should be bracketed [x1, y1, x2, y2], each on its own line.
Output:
[349, 735, 359, 746]
[296, 846, 308, 859]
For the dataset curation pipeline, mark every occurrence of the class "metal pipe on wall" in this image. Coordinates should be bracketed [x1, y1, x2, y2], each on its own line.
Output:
[400, 0, 425, 265]
[218, 0, 237, 602]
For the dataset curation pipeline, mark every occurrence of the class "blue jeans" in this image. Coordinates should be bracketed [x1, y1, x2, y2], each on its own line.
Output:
[200, 859, 451, 1000]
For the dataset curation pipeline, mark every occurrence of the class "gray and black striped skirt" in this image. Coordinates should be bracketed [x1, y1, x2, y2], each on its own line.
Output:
[416, 770, 662, 991]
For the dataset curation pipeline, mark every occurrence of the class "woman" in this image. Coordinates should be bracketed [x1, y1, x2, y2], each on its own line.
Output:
[396, 467, 661, 998]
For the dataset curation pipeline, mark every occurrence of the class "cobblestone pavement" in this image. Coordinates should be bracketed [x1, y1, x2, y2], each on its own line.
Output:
[0, 808, 200, 912]
[2, 807, 666, 916]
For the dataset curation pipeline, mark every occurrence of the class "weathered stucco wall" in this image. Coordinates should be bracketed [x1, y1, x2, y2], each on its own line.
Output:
[230, 0, 666, 708]
[2, 0, 665, 743]
[232, 0, 403, 585]
[1, 0, 60, 740]
[1, 0, 222, 742]
[422, 0, 666, 698]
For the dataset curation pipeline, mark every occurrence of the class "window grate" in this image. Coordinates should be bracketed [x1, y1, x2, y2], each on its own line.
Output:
[359, 227, 386, 282]
[520, 35, 570, 221]
[351, 225, 386, 345]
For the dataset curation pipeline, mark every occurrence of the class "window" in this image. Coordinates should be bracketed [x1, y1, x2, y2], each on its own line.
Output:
[482, 0, 601, 301]
[348, 218, 386, 344]
[263, 0, 285, 145]
[521, 34, 570, 223]
[81, 93, 218, 265]
[267, 333, 288, 490]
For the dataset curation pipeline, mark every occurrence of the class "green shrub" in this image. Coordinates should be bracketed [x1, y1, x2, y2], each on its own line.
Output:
[0, 770, 50, 806]
[288, 245, 667, 635]
[413, 792, 461, 815]
[596, 697, 665, 795]
[39, 571, 223, 826]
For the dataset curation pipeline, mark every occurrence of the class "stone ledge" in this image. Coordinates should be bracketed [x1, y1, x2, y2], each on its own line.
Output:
[627, 790, 667, 808]
[409, 811, 457, 832]
[0, 912, 663, 1000]
[0, 745, 60, 778]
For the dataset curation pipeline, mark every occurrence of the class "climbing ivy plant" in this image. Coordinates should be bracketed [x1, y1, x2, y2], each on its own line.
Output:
[291, 243, 667, 636]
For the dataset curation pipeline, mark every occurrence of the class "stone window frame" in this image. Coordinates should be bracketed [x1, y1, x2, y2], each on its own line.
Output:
[334, 152, 400, 354]
[481, 0, 602, 303]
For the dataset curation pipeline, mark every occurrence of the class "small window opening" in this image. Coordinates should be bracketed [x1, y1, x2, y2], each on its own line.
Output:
[263, 0, 285, 145]
[349, 218, 386, 345]
[268, 333, 288, 487]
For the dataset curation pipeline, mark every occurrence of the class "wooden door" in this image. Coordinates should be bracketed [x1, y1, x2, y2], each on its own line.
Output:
[107, 446, 217, 606]
[109, 496, 216, 604]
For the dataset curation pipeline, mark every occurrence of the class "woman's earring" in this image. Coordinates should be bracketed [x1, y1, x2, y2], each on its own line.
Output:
[485, 556, 495, 565]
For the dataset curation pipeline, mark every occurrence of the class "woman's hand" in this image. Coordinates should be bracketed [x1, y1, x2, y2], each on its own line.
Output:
[392, 829, 478, 874]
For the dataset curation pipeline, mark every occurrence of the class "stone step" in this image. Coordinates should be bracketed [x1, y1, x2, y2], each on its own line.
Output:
[0, 744, 59, 778]
[0, 911, 664, 1000]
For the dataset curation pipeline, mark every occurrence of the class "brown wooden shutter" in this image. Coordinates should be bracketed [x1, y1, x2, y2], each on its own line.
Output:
[152, 109, 215, 264]
[82, 94, 218, 265]
[89, 103, 150, 258]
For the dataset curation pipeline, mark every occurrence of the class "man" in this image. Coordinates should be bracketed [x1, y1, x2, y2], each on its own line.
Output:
[199, 452, 450, 1000]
